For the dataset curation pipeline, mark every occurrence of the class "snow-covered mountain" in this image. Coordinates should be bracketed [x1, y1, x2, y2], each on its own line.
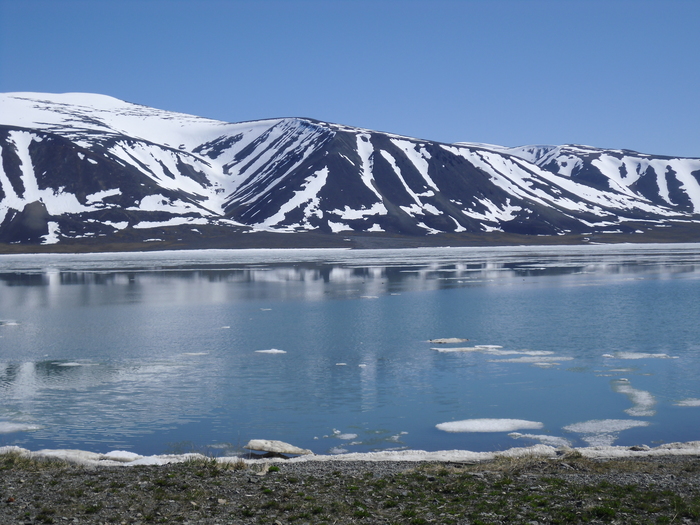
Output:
[2, 92, 700, 248]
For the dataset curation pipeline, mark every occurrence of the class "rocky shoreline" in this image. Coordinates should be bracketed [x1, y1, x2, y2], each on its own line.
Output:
[1, 450, 699, 524]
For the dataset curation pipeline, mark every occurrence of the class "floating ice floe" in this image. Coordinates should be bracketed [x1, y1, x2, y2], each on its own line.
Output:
[428, 338, 469, 344]
[508, 432, 572, 448]
[612, 379, 656, 416]
[674, 398, 700, 407]
[183, 352, 209, 356]
[431, 345, 503, 353]
[436, 418, 544, 433]
[0, 422, 42, 434]
[489, 356, 574, 363]
[431, 346, 569, 366]
[331, 430, 358, 440]
[604, 352, 678, 360]
[254, 349, 287, 354]
[0, 320, 19, 326]
[563, 419, 650, 447]
[335, 362, 347, 366]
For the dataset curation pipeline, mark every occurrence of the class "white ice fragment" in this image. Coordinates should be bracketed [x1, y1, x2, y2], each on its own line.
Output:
[563, 419, 650, 447]
[612, 379, 656, 417]
[335, 363, 347, 366]
[432, 346, 483, 353]
[428, 338, 469, 344]
[489, 356, 573, 363]
[183, 352, 209, 356]
[0, 422, 42, 434]
[102, 450, 143, 462]
[508, 433, 572, 447]
[335, 433, 358, 440]
[610, 352, 677, 360]
[674, 398, 700, 407]
[255, 349, 286, 354]
[436, 418, 544, 433]
[244, 439, 313, 455]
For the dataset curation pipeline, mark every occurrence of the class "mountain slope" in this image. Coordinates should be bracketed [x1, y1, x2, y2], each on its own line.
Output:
[1, 92, 700, 247]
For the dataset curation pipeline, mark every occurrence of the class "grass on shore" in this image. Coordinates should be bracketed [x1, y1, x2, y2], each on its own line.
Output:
[1, 451, 700, 524]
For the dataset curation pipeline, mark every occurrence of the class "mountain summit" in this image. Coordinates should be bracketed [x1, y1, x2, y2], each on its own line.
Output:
[2, 92, 699, 249]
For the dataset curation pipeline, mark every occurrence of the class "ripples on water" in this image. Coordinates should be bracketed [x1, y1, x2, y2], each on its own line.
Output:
[0, 244, 699, 455]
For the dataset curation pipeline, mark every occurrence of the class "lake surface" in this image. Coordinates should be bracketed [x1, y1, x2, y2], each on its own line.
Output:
[1, 244, 699, 457]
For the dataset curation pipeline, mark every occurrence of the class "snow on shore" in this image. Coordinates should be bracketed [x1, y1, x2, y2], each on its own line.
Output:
[2, 441, 700, 468]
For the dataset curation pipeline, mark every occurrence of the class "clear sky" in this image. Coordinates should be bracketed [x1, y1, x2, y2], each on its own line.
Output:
[1, 0, 699, 157]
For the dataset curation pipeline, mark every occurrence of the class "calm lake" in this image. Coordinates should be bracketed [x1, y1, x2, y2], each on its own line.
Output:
[1, 244, 699, 457]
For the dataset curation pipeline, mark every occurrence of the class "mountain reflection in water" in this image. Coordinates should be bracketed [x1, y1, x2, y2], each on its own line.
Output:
[0, 244, 699, 456]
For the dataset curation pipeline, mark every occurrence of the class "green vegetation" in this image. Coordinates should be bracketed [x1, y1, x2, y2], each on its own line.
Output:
[0, 451, 698, 523]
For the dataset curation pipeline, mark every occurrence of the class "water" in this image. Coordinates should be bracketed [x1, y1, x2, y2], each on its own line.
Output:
[0, 244, 699, 457]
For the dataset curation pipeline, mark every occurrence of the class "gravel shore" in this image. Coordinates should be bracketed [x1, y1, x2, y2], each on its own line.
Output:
[1, 452, 699, 524]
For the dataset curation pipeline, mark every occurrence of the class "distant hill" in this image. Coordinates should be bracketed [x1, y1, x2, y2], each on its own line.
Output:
[2, 92, 699, 251]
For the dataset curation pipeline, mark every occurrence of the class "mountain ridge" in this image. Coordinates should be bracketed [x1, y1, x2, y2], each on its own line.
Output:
[2, 92, 699, 251]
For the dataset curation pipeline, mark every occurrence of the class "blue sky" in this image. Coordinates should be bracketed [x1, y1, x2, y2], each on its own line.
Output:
[1, 0, 698, 157]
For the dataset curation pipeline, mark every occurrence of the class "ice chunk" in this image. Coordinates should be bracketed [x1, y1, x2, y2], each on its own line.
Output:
[432, 346, 482, 353]
[674, 398, 700, 407]
[0, 422, 41, 434]
[508, 433, 572, 447]
[608, 352, 677, 360]
[612, 379, 656, 416]
[102, 450, 142, 462]
[254, 349, 286, 354]
[436, 418, 544, 433]
[563, 419, 650, 446]
[244, 439, 313, 455]
[489, 356, 573, 363]
[428, 338, 469, 344]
